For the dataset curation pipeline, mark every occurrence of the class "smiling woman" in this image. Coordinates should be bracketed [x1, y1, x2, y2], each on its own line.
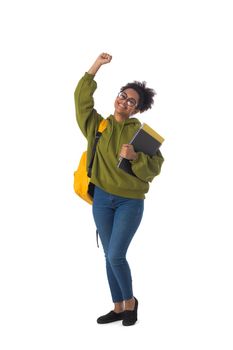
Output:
[74, 52, 164, 326]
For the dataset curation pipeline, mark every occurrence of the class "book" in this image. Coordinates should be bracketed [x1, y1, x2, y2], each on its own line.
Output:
[117, 123, 164, 176]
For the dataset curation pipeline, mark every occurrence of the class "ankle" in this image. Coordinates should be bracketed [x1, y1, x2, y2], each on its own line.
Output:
[114, 301, 124, 313]
[124, 297, 135, 311]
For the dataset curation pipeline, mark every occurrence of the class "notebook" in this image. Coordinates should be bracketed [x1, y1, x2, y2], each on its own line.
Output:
[117, 123, 164, 176]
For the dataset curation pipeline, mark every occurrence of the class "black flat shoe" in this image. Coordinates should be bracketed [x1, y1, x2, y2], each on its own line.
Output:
[122, 297, 138, 326]
[97, 311, 124, 324]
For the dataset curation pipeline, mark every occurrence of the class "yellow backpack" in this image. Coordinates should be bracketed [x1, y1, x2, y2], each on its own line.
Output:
[73, 119, 108, 204]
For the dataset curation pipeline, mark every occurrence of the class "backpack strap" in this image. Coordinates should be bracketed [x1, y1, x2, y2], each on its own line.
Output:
[87, 119, 108, 178]
[98, 119, 108, 133]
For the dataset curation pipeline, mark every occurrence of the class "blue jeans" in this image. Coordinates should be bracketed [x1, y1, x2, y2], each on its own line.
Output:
[92, 186, 144, 303]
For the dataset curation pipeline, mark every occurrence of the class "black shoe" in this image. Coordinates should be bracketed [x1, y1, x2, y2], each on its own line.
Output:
[122, 297, 138, 326]
[97, 311, 124, 324]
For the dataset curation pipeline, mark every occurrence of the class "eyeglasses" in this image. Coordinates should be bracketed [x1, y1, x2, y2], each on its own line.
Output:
[117, 91, 137, 107]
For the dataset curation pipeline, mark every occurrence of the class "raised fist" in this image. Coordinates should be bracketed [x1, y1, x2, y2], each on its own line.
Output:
[96, 53, 112, 66]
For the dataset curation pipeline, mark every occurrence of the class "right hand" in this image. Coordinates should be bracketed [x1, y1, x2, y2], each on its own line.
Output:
[95, 53, 112, 66]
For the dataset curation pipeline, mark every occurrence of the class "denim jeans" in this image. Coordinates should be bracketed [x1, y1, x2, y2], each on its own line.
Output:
[92, 186, 144, 303]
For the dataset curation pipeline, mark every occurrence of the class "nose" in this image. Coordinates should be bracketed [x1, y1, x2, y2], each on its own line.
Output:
[121, 99, 128, 106]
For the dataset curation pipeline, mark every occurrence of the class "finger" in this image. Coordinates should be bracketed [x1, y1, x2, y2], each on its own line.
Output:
[103, 53, 111, 59]
[101, 53, 109, 59]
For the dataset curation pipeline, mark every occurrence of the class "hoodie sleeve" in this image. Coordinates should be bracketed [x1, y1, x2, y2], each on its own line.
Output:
[74, 72, 103, 139]
[130, 149, 164, 182]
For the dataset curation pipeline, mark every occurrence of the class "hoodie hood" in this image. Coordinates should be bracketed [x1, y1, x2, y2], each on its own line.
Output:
[106, 115, 141, 156]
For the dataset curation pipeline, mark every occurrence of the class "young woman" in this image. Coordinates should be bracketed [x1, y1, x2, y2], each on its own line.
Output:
[74, 53, 164, 326]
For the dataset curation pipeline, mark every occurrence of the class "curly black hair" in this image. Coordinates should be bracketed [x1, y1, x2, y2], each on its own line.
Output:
[120, 81, 156, 113]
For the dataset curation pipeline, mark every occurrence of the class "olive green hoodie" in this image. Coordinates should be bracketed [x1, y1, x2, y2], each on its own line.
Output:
[74, 72, 164, 199]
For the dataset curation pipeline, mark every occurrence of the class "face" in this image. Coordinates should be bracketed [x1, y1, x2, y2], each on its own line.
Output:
[114, 88, 140, 118]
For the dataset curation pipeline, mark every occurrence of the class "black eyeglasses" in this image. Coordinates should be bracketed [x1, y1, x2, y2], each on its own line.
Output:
[117, 91, 137, 107]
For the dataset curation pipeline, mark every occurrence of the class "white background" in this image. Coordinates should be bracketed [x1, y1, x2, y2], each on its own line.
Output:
[0, 0, 232, 349]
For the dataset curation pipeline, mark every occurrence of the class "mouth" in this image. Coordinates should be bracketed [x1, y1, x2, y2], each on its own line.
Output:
[117, 102, 127, 109]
